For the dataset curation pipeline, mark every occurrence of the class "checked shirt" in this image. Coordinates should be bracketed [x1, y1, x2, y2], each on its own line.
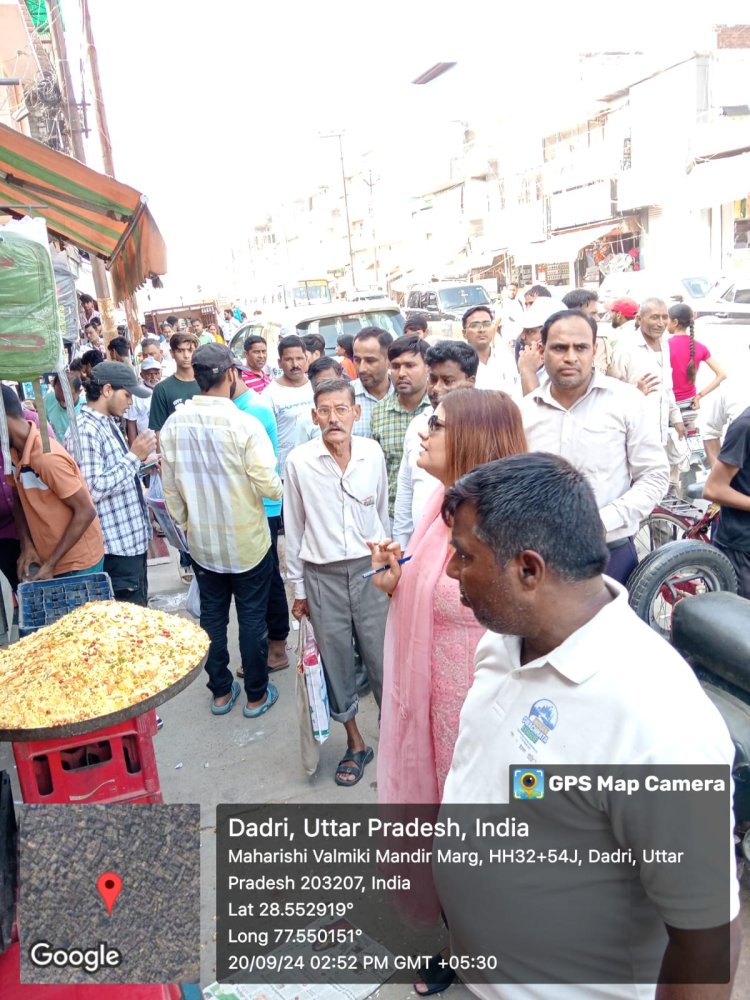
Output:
[69, 407, 151, 556]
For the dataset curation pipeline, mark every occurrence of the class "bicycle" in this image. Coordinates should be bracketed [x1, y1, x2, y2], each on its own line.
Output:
[634, 491, 719, 561]
[629, 491, 737, 639]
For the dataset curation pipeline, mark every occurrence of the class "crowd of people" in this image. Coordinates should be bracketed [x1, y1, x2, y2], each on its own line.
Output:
[0, 284, 746, 996]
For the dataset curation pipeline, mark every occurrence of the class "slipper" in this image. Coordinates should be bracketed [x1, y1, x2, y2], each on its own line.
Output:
[414, 952, 456, 995]
[334, 747, 374, 787]
[237, 660, 289, 678]
[243, 682, 279, 718]
[211, 679, 241, 716]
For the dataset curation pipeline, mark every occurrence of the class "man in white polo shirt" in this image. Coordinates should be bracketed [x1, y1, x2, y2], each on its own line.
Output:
[436, 453, 740, 1000]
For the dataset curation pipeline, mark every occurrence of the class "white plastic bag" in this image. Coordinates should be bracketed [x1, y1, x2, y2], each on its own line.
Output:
[301, 619, 330, 743]
[186, 576, 201, 618]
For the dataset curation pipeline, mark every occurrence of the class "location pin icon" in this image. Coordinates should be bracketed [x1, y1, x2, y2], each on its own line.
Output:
[97, 871, 123, 916]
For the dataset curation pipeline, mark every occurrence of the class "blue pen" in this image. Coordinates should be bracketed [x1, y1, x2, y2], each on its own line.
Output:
[361, 555, 413, 579]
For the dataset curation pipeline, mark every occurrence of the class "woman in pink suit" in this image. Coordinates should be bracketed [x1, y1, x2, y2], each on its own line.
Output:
[371, 388, 527, 800]
[369, 389, 526, 994]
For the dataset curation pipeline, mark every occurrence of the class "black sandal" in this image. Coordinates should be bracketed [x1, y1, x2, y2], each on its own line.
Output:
[334, 747, 373, 787]
[415, 951, 456, 995]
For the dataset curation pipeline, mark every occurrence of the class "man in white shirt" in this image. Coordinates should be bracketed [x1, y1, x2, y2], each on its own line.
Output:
[461, 305, 519, 396]
[500, 281, 525, 336]
[521, 309, 668, 584]
[284, 378, 390, 788]
[437, 453, 740, 1000]
[612, 298, 686, 448]
[125, 357, 160, 446]
[261, 335, 314, 478]
[392, 340, 478, 549]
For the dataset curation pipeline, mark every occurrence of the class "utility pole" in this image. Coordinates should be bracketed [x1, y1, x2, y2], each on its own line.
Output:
[320, 132, 355, 290]
[80, 0, 140, 345]
[47, 0, 116, 342]
[364, 168, 380, 288]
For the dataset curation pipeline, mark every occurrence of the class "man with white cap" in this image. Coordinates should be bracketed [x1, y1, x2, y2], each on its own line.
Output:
[126, 356, 162, 446]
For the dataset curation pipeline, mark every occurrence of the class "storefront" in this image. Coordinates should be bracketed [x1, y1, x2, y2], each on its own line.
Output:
[510, 220, 641, 290]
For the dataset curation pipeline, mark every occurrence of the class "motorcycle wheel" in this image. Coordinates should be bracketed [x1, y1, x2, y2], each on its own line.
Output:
[627, 540, 738, 639]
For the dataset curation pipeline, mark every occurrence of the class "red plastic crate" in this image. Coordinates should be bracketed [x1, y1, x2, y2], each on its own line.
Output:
[12, 712, 163, 805]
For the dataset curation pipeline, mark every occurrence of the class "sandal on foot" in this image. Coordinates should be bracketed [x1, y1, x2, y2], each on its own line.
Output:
[211, 679, 241, 716]
[268, 658, 290, 672]
[334, 747, 374, 787]
[414, 952, 456, 996]
[243, 682, 279, 718]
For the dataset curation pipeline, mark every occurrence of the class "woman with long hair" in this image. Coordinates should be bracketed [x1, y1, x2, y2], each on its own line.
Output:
[368, 389, 526, 994]
[667, 303, 725, 410]
[371, 389, 527, 801]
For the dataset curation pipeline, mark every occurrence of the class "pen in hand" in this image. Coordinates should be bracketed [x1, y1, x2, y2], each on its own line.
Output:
[362, 556, 412, 579]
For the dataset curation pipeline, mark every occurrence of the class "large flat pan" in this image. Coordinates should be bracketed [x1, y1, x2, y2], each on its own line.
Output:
[0, 655, 206, 742]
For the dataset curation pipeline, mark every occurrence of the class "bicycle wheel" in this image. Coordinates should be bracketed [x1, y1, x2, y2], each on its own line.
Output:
[627, 540, 738, 640]
[634, 512, 690, 561]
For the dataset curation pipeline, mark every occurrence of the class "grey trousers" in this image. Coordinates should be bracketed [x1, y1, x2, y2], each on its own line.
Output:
[303, 555, 388, 723]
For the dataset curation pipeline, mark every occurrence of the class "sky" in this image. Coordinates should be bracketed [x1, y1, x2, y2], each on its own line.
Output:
[57, 0, 749, 301]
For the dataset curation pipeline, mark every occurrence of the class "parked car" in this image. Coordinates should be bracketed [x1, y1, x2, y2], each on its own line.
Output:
[597, 272, 714, 312]
[405, 282, 492, 339]
[228, 299, 405, 364]
[693, 274, 750, 325]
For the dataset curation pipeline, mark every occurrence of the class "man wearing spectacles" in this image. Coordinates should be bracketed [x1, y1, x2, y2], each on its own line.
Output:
[462, 305, 519, 396]
[284, 378, 390, 788]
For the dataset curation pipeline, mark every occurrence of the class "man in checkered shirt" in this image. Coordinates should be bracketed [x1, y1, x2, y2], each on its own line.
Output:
[69, 362, 156, 605]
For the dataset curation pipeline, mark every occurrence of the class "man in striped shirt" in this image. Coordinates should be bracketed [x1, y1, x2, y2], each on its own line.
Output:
[160, 343, 283, 718]
[240, 334, 272, 394]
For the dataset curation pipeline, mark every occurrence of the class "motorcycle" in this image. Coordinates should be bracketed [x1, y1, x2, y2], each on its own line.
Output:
[664, 593, 750, 865]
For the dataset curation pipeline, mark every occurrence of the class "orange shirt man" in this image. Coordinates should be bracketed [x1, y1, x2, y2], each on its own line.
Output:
[4, 386, 104, 580]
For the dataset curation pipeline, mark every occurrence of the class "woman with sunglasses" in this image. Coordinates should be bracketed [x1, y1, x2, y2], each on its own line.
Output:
[368, 388, 526, 991]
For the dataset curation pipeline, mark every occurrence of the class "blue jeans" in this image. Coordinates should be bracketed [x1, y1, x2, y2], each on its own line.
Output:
[193, 549, 273, 702]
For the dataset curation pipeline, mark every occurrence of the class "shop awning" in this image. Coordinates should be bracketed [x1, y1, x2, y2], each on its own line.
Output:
[0, 123, 166, 302]
[511, 222, 625, 266]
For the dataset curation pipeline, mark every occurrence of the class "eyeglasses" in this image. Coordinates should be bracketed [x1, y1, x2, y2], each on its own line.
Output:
[427, 414, 446, 433]
[316, 404, 353, 418]
[466, 320, 494, 330]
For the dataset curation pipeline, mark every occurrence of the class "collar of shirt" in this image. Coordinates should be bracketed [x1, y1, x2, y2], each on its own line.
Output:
[380, 390, 430, 415]
[311, 433, 368, 469]
[353, 377, 394, 403]
[501, 577, 628, 684]
[529, 367, 608, 410]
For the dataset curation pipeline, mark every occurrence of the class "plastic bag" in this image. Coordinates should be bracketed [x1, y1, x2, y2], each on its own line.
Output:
[145, 472, 188, 552]
[186, 576, 201, 619]
[295, 618, 330, 775]
[296, 667, 320, 776]
[300, 618, 330, 743]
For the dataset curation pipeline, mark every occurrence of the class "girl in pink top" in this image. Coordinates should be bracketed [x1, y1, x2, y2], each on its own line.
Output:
[667, 303, 725, 407]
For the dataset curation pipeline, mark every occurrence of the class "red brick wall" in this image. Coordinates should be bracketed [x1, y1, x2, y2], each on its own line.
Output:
[716, 25, 750, 48]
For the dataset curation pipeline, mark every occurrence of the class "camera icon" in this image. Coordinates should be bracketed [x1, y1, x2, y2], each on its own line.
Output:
[513, 768, 545, 799]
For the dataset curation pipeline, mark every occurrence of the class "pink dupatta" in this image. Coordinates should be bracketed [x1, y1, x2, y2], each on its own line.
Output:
[377, 484, 450, 804]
